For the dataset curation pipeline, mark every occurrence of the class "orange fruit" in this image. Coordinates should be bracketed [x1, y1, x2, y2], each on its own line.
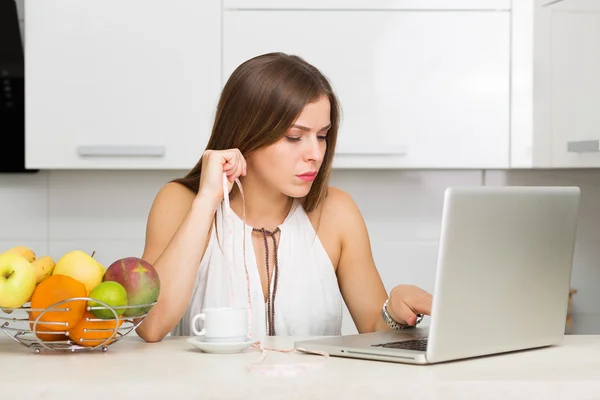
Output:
[27, 312, 69, 342]
[68, 310, 123, 347]
[34, 331, 69, 342]
[29, 274, 87, 332]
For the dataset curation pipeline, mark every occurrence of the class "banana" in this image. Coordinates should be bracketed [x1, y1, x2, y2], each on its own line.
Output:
[2, 246, 36, 263]
[31, 256, 56, 284]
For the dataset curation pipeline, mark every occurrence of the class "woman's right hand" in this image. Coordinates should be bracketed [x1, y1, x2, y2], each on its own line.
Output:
[197, 148, 247, 208]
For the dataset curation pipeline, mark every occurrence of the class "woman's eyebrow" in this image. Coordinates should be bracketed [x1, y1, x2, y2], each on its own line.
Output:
[291, 123, 331, 132]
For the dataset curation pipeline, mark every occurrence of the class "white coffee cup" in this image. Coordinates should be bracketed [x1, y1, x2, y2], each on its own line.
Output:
[190, 307, 248, 343]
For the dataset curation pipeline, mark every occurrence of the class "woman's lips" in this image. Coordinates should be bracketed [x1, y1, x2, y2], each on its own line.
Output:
[297, 171, 317, 182]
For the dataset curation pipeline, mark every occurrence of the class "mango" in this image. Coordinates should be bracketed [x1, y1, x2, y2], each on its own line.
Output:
[103, 257, 160, 317]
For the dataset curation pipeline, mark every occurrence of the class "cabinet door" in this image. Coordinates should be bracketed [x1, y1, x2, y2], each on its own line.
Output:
[223, 0, 511, 11]
[25, 0, 221, 169]
[223, 9, 510, 168]
[541, 0, 600, 167]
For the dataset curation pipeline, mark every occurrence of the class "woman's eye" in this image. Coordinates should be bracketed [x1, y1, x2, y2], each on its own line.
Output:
[317, 135, 327, 141]
[285, 136, 301, 142]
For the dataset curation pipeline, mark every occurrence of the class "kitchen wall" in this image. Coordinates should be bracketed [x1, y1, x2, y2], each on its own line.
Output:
[3, 1, 599, 335]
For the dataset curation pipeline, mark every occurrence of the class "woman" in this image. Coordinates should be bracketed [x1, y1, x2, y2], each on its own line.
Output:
[136, 52, 432, 343]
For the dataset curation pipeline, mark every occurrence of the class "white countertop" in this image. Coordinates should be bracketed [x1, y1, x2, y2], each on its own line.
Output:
[1, 334, 600, 399]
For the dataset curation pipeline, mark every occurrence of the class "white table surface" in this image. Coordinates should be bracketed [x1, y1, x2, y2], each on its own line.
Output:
[1, 334, 599, 399]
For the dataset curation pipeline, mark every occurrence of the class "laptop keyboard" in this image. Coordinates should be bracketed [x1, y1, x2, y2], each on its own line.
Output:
[372, 338, 428, 352]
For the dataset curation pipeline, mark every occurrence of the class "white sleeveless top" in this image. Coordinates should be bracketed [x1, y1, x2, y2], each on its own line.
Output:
[171, 198, 343, 340]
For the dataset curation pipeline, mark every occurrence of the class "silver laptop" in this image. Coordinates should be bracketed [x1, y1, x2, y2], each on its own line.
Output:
[295, 186, 581, 364]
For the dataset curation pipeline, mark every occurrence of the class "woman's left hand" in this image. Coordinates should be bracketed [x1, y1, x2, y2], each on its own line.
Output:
[387, 284, 433, 326]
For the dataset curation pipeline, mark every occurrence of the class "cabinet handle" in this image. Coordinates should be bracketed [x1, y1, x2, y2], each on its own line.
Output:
[567, 140, 599, 153]
[335, 144, 408, 156]
[77, 145, 165, 157]
[542, 0, 566, 7]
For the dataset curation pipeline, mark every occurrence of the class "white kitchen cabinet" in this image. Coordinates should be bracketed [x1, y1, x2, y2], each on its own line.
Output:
[25, 0, 221, 169]
[534, 0, 600, 168]
[222, 4, 511, 169]
[24, 0, 598, 170]
[511, 0, 600, 168]
[223, 0, 511, 11]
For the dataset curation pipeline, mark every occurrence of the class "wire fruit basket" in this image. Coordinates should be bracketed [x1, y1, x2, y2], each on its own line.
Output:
[0, 297, 156, 353]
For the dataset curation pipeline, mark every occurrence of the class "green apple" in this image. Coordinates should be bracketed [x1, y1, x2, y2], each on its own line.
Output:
[0, 253, 37, 309]
[88, 281, 128, 319]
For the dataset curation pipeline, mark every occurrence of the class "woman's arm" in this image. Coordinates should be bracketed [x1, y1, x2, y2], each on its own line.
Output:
[135, 183, 219, 342]
[329, 188, 431, 333]
[136, 148, 246, 342]
[327, 188, 390, 332]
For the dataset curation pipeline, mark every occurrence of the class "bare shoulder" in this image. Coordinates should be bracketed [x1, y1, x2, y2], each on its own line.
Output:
[307, 186, 364, 269]
[147, 182, 197, 226]
[307, 186, 358, 224]
[320, 186, 363, 226]
[142, 182, 197, 264]
[323, 186, 359, 217]
[151, 181, 196, 211]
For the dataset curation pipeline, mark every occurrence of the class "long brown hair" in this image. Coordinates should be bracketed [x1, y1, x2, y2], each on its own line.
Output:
[172, 52, 340, 213]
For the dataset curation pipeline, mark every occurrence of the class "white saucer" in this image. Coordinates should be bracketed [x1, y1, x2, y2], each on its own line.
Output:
[187, 337, 255, 354]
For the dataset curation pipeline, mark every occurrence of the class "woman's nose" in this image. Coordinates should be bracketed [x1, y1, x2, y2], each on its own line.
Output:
[304, 135, 323, 162]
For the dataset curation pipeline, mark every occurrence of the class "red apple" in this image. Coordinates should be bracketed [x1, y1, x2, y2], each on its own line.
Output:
[102, 257, 160, 317]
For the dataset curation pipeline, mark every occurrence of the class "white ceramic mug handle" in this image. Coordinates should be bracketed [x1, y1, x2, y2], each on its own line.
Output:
[191, 313, 206, 336]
